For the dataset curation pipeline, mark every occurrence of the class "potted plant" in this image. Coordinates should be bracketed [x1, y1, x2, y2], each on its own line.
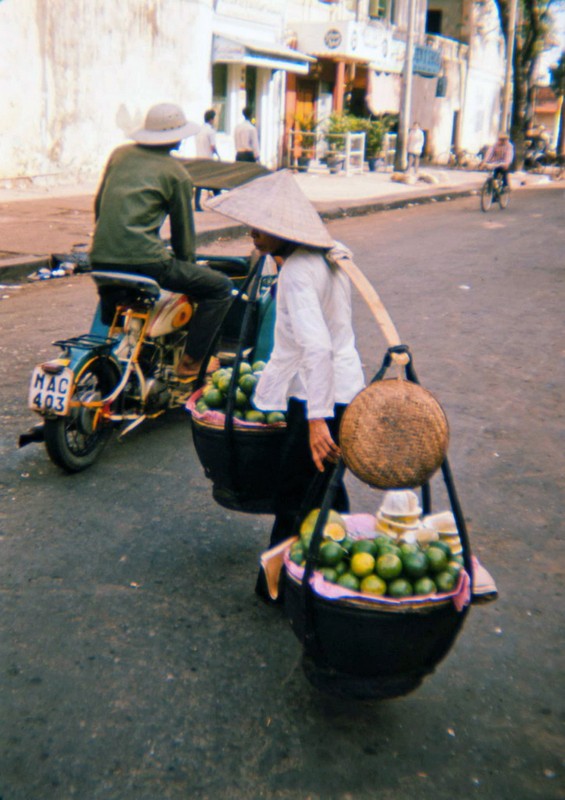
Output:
[294, 113, 317, 172]
[364, 119, 386, 172]
[324, 112, 349, 172]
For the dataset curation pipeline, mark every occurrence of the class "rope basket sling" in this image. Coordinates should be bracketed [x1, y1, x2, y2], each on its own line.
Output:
[279, 252, 474, 700]
[328, 251, 449, 490]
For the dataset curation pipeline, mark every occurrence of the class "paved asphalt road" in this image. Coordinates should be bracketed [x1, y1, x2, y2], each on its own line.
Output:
[1, 185, 564, 800]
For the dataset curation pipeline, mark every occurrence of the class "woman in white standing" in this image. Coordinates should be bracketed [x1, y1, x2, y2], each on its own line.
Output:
[207, 171, 365, 602]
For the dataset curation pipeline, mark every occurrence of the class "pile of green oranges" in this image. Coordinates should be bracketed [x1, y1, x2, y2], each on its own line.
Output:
[194, 360, 286, 424]
[289, 514, 465, 599]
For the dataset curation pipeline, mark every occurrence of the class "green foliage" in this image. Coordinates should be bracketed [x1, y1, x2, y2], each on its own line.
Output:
[323, 112, 394, 158]
[293, 113, 317, 157]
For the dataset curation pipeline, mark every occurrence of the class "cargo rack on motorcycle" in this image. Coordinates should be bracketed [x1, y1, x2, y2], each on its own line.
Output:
[52, 334, 118, 355]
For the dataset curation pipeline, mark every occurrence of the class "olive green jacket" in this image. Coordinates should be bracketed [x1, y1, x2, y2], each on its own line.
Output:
[90, 144, 195, 265]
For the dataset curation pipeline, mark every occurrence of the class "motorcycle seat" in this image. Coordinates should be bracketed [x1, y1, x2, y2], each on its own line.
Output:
[92, 271, 162, 325]
[91, 271, 161, 300]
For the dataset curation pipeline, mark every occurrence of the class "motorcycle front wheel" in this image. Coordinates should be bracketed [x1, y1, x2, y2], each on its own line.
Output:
[44, 357, 119, 472]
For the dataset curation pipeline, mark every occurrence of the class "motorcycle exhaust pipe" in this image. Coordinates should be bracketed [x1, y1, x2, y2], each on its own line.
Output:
[18, 424, 45, 448]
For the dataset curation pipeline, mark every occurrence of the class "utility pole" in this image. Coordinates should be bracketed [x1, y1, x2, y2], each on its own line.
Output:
[501, 0, 519, 133]
[395, 0, 417, 171]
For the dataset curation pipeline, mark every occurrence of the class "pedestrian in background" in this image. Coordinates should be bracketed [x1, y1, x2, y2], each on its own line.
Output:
[234, 107, 260, 163]
[407, 121, 425, 174]
[194, 109, 221, 212]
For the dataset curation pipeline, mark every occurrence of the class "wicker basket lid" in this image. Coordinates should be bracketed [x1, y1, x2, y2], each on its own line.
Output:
[340, 379, 449, 489]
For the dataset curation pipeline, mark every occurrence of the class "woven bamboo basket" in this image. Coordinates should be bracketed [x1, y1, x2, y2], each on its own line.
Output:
[339, 378, 449, 489]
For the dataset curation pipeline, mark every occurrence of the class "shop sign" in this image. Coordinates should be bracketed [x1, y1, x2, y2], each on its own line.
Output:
[294, 21, 403, 73]
[413, 45, 442, 77]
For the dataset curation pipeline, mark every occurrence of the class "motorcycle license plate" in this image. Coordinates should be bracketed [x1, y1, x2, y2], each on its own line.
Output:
[28, 367, 74, 415]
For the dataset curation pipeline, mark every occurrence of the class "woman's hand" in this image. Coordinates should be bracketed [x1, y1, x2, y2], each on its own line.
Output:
[308, 418, 341, 472]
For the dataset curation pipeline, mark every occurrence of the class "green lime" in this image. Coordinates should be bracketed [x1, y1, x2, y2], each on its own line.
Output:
[336, 573, 361, 591]
[232, 409, 244, 420]
[435, 570, 456, 593]
[446, 560, 462, 578]
[413, 576, 437, 596]
[289, 546, 304, 565]
[319, 541, 345, 567]
[266, 411, 286, 424]
[238, 362, 253, 375]
[351, 539, 379, 557]
[195, 400, 209, 413]
[400, 542, 419, 556]
[375, 553, 403, 580]
[401, 551, 429, 580]
[334, 560, 348, 577]
[360, 574, 387, 595]
[245, 410, 266, 423]
[319, 567, 338, 583]
[387, 578, 413, 598]
[453, 554, 465, 565]
[217, 375, 232, 394]
[340, 536, 355, 555]
[375, 539, 400, 557]
[426, 546, 448, 573]
[202, 387, 224, 409]
[239, 373, 258, 396]
[252, 360, 267, 372]
[433, 541, 453, 559]
[350, 552, 376, 578]
[234, 388, 249, 409]
[211, 369, 227, 387]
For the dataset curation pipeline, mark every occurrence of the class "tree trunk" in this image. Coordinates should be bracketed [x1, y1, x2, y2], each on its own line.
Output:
[558, 97, 565, 157]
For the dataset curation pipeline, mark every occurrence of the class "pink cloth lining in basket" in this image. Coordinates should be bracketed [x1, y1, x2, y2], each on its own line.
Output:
[186, 387, 287, 430]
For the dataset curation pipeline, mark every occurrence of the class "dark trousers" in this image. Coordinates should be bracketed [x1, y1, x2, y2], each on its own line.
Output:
[235, 151, 256, 163]
[194, 187, 221, 211]
[269, 398, 349, 548]
[493, 166, 509, 188]
[94, 259, 233, 362]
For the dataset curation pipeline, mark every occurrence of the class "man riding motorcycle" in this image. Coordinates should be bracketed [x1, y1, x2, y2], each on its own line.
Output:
[89, 102, 233, 379]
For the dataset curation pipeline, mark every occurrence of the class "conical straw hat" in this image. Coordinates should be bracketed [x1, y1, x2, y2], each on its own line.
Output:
[205, 169, 334, 249]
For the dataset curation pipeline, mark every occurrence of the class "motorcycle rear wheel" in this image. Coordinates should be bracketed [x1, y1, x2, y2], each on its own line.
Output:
[44, 357, 118, 472]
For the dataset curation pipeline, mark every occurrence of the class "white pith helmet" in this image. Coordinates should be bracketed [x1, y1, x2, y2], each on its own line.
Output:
[132, 103, 200, 146]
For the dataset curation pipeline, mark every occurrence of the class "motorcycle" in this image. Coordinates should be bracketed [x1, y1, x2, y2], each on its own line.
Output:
[19, 158, 272, 472]
[19, 255, 251, 472]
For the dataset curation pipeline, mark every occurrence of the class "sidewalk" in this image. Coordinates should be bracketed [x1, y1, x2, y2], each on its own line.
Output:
[0, 166, 551, 284]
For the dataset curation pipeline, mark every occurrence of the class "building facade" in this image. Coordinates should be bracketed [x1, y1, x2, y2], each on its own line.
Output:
[0, 0, 506, 185]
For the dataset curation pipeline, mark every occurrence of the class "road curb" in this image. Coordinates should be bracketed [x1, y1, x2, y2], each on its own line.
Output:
[0, 185, 481, 284]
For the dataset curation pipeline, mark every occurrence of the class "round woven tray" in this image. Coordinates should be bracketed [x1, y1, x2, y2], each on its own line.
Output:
[340, 379, 449, 489]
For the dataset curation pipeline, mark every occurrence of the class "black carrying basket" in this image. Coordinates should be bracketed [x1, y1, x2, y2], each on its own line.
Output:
[283, 347, 474, 700]
[190, 256, 286, 514]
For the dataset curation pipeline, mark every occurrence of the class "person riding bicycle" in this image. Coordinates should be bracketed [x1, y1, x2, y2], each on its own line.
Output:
[481, 132, 514, 191]
[90, 102, 233, 379]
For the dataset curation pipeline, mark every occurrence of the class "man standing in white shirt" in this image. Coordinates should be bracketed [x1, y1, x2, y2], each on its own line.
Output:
[234, 107, 260, 163]
[194, 109, 221, 211]
[407, 121, 425, 174]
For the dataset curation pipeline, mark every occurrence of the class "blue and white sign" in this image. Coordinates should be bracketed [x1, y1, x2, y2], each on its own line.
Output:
[413, 45, 442, 77]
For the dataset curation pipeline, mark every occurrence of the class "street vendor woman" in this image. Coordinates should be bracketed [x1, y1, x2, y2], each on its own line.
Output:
[207, 170, 365, 602]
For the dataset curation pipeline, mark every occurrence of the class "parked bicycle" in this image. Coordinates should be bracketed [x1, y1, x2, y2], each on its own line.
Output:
[480, 170, 510, 212]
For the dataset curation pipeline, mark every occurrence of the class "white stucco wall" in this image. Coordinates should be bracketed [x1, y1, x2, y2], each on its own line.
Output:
[0, 0, 215, 183]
